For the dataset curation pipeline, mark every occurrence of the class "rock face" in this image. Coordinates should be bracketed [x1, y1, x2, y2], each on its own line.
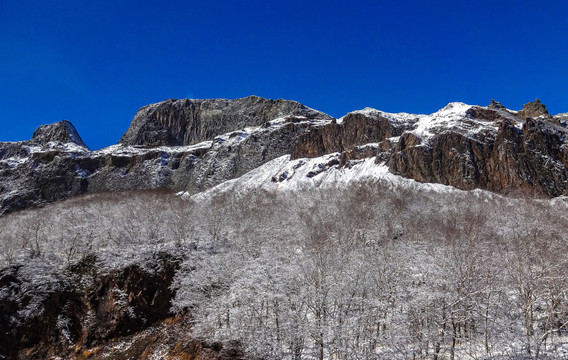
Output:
[120, 95, 330, 146]
[289, 101, 568, 196]
[0, 252, 180, 359]
[290, 109, 409, 159]
[2, 97, 568, 214]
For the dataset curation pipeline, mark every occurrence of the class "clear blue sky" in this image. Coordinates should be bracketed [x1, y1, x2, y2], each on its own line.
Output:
[1, 0, 567, 149]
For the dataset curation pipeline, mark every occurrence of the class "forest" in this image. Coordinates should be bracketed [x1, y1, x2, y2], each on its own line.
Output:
[1, 179, 568, 359]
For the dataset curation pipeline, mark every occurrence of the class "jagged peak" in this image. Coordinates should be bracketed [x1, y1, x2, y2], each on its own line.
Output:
[517, 98, 550, 120]
[31, 120, 88, 149]
[488, 99, 506, 110]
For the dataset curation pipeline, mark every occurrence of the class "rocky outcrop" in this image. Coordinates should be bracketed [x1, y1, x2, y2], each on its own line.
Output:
[290, 110, 409, 160]
[31, 120, 88, 148]
[386, 113, 568, 196]
[0, 252, 181, 360]
[517, 98, 550, 120]
[0, 121, 87, 162]
[120, 95, 331, 146]
[487, 99, 506, 110]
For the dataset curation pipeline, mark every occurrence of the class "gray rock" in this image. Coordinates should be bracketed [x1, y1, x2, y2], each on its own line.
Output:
[0, 97, 333, 214]
[120, 95, 331, 146]
[31, 120, 88, 148]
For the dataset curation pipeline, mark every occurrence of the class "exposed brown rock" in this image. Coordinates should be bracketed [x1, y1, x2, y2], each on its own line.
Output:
[517, 98, 550, 120]
[290, 111, 408, 160]
[339, 143, 379, 166]
[488, 99, 505, 110]
[387, 117, 568, 196]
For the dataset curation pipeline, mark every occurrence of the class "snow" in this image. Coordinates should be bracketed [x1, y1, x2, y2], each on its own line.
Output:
[0, 141, 91, 168]
[269, 115, 334, 128]
[94, 141, 213, 156]
[350, 107, 419, 124]
[410, 102, 475, 139]
[191, 153, 459, 202]
[0, 157, 29, 168]
[344, 102, 526, 141]
[212, 127, 259, 148]
[23, 141, 90, 154]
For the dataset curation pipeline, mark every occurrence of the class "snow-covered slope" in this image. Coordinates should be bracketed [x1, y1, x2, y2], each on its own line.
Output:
[346, 102, 521, 141]
[189, 152, 461, 202]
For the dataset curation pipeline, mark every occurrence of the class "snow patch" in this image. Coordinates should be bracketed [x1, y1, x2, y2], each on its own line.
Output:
[95, 141, 213, 156]
[191, 153, 460, 202]
[347, 107, 418, 124]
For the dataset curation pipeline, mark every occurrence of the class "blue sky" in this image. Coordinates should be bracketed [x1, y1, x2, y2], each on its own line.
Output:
[1, 0, 567, 149]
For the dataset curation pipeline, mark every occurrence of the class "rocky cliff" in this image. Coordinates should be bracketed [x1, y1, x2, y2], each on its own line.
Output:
[1, 96, 568, 214]
[119, 95, 329, 146]
[0, 249, 238, 360]
[288, 102, 568, 196]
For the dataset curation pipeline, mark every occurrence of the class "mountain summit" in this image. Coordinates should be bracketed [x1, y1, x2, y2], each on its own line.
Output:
[31, 120, 88, 148]
[119, 95, 331, 146]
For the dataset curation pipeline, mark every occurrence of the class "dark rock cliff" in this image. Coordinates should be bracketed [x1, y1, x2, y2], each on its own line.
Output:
[385, 115, 568, 196]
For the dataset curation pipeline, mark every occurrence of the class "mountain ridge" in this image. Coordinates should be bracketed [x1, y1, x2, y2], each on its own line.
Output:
[1, 96, 568, 214]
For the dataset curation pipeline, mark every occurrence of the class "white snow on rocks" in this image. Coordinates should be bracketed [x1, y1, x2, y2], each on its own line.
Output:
[347, 102, 525, 142]
[94, 141, 214, 157]
[190, 153, 459, 202]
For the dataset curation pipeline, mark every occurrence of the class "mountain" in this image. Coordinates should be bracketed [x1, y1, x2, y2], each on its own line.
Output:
[1, 97, 568, 215]
[3, 96, 568, 359]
